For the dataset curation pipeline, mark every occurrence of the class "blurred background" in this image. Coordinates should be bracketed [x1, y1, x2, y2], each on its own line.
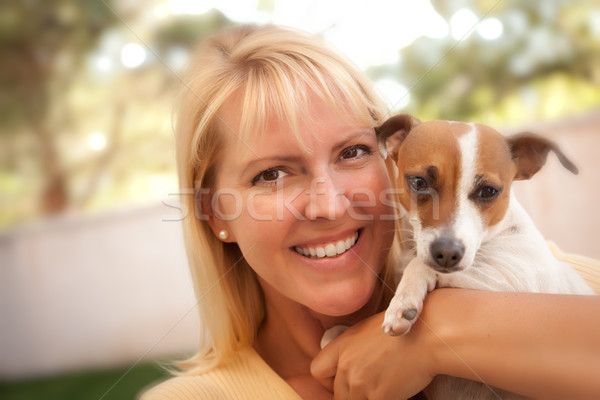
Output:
[1, 0, 599, 398]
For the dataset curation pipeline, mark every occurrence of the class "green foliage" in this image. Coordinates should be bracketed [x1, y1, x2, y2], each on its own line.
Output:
[153, 9, 233, 50]
[0, 1, 232, 227]
[373, 0, 600, 123]
[0, 0, 117, 129]
[0, 362, 169, 400]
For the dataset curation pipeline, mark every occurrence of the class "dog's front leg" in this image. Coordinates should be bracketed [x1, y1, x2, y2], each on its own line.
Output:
[382, 257, 437, 336]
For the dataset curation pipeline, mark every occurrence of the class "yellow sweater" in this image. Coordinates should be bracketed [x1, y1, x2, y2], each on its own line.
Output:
[140, 244, 600, 400]
[548, 242, 600, 294]
[140, 347, 302, 400]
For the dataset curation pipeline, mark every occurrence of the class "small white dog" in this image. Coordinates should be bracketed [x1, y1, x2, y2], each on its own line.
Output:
[374, 114, 595, 400]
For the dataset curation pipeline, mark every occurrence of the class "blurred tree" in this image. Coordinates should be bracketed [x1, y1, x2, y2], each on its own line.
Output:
[0, 2, 233, 227]
[0, 0, 118, 215]
[372, 0, 600, 124]
[153, 9, 231, 51]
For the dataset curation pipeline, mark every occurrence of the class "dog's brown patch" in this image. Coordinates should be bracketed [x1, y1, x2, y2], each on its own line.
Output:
[473, 125, 516, 227]
[396, 121, 470, 229]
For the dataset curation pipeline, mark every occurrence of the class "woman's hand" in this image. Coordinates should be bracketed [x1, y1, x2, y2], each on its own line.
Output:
[310, 311, 436, 400]
[313, 289, 600, 400]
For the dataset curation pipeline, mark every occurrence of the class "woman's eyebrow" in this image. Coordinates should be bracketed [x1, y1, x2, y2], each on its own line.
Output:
[241, 129, 374, 170]
[242, 154, 304, 171]
[332, 129, 375, 151]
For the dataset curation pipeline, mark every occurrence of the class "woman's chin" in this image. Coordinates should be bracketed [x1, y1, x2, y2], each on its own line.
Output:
[310, 283, 378, 318]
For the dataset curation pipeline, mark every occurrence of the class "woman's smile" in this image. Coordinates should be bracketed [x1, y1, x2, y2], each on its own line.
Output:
[293, 230, 359, 259]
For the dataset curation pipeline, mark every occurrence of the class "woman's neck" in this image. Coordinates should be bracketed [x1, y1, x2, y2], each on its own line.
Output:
[253, 278, 382, 397]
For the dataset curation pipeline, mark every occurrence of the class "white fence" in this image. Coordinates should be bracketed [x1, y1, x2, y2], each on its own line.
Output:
[0, 204, 200, 379]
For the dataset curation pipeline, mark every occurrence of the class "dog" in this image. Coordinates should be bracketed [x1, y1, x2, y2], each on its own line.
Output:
[375, 114, 595, 400]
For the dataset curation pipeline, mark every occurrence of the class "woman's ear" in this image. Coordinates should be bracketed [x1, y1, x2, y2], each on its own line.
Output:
[198, 189, 236, 242]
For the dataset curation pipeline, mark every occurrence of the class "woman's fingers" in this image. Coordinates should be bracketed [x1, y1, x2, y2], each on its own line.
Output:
[310, 337, 340, 392]
[312, 312, 436, 399]
[332, 372, 351, 400]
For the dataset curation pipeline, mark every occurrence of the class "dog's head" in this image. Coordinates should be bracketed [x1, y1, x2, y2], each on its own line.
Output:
[376, 114, 578, 273]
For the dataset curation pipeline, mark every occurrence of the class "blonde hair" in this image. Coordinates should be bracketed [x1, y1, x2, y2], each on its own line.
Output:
[175, 24, 401, 373]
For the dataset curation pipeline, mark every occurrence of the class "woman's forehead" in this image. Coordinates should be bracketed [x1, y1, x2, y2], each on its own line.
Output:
[218, 88, 373, 147]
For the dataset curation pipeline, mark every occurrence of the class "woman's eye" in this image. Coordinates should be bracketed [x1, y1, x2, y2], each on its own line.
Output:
[340, 145, 372, 160]
[252, 168, 288, 185]
[407, 176, 428, 193]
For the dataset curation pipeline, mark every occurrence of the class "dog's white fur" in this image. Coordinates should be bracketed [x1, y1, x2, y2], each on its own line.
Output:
[378, 117, 594, 400]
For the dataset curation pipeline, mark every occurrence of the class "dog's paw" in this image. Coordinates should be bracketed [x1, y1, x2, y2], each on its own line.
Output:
[382, 296, 423, 336]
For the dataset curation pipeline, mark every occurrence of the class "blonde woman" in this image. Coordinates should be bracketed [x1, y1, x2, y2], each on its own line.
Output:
[142, 25, 600, 400]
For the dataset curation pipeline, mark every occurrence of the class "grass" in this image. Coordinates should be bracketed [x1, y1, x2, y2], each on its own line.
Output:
[0, 362, 171, 400]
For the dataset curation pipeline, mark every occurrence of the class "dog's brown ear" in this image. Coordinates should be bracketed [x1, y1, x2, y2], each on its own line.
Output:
[375, 114, 420, 161]
[507, 132, 578, 180]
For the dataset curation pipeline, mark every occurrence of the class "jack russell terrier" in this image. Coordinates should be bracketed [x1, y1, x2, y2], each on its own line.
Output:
[375, 114, 595, 400]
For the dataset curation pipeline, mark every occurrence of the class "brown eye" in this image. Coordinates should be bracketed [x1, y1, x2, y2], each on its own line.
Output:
[407, 176, 428, 193]
[252, 168, 288, 185]
[340, 145, 372, 160]
[341, 147, 358, 159]
[262, 170, 280, 181]
[474, 185, 501, 201]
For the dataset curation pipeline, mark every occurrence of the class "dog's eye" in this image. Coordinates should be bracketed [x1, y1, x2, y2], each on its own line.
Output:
[407, 176, 428, 193]
[476, 185, 500, 201]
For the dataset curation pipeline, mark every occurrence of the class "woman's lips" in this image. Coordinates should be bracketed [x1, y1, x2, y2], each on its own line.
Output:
[293, 230, 360, 259]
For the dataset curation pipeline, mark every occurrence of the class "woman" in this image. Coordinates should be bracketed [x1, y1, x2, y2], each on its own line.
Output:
[142, 24, 600, 400]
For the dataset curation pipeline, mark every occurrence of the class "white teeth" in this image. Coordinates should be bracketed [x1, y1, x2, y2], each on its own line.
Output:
[325, 244, 337, 257]
[295, 231, 359, 259]
[344, 237, 352, 248]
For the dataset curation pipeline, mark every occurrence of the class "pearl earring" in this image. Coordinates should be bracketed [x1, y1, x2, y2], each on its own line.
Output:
[218, 230, 229, 240]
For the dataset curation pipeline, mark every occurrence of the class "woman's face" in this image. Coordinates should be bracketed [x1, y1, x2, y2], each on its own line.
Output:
[209, 94, 396, 317]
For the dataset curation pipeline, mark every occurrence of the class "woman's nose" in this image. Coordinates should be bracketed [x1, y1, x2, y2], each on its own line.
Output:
[303, 175, 352, 221]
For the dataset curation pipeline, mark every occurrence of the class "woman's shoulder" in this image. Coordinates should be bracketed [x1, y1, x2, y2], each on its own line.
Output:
[139, 347, 302, 400]
[140, 374, 223, 400]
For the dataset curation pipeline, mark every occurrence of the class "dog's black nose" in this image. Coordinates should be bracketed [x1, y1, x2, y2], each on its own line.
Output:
[430, 238, 465, 268]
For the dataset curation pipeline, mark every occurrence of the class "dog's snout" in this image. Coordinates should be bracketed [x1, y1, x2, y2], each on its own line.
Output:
[430, 238, 465, 269]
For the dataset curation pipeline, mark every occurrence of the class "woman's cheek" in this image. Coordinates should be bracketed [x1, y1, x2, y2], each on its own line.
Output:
[347, 187, 377, 220]
[213, 189, 244, 221]
[349, 168, 393, 219]
[246, 191, 278, 221]
[248, 187, 308, 222]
